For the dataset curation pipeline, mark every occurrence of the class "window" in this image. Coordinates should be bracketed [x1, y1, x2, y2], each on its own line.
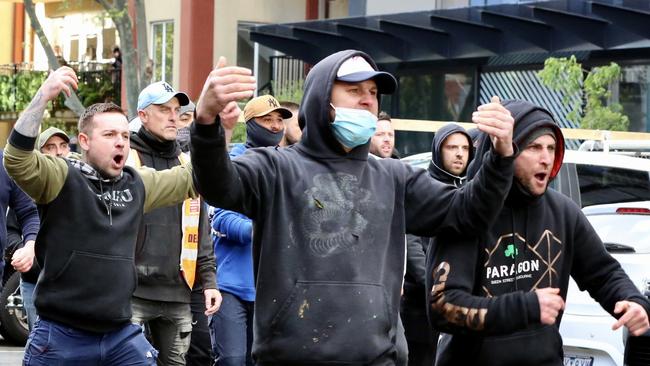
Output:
[619, 64, 650, 133]
[576, 164, 650, 207]
[69, 37, 79, 62]
[85, 35, 97, 62]
[102, 28, 117, 59]
[470, 0, 536, 5]
[151, 20, 174, 83]
[396, 70, 475, 156]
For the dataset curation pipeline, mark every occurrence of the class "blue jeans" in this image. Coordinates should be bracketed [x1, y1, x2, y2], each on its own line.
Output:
[208, 291, 254, 366]
[20, 279, 37, 330]
[23, 318, 158, 365]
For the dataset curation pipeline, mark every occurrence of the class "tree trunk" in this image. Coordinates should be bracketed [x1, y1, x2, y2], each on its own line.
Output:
[135, 0, 150, 87]
[24, 0, 85, 116]
[97, 0, 140, 118]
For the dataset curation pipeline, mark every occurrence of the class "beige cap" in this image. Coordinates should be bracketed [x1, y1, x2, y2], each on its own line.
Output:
[243, 95, 293, 122]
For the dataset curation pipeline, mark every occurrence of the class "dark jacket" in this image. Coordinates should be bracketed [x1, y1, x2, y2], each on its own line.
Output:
[428, 123, 473, 187]
[4, 130, 197, 333]
[401, 234, 436, 342]
[427, 100, 650, 366]
[404, 124, 473, 324]
[0, 151, 39, 282]
[190, 49, 515, 365]
[130, 128, 216, 303]
[401, 124, 474, 354]
[7, 208, 41, 284]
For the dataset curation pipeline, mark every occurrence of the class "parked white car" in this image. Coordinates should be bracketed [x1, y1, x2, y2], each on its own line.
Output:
[561, 201, 650, 366]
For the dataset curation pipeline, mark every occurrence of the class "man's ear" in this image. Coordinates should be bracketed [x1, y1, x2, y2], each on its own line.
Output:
[78, 132, 90, 152]
[138, 109, 148, 126]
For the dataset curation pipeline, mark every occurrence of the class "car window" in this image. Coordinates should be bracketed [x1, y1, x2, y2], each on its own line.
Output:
[576, 164, 650, 207]
[586, 214, 650, 253]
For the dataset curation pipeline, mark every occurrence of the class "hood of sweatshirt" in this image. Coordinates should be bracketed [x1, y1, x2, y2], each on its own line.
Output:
[294, 49, 394, 161]
[428, 123, 474, 186]
[130, 127, 181, 159]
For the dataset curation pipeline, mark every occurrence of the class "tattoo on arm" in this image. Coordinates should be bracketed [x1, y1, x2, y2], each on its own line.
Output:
[14, 91, 47, 137]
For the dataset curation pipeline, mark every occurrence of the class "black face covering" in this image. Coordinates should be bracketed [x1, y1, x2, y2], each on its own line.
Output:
[245, 119, 284, 148]
[137, 126, 180, 158]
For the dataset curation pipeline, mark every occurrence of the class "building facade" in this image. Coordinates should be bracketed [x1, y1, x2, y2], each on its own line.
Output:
[2, 0, 649, 154]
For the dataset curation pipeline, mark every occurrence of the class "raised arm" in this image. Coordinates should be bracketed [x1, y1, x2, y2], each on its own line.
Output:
[190, 57, 256, 210]
[405, 150, 514, 237]
[405, 97, 516, 237]
[13, 67, 77, 138]
[139, 162, 198, 213]
[3, 67, 77, 203]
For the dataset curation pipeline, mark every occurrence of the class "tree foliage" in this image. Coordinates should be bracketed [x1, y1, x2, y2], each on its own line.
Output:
[538, 55, 629, 131]
[230, 123, 246, 143]
[0, 71, 47, 112]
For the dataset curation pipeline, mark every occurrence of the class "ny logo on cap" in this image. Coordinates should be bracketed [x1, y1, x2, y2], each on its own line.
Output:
[162, 83, 174, 93]
[267, 98, 278, 108]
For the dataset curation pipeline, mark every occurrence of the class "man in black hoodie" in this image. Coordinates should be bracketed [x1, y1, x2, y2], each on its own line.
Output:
[129, 81, 220, 366]
[401, 124, 474, 366]
[427, 99, 650, 366]
[190, 51, 516, 365]
[428, 124, 473, 187]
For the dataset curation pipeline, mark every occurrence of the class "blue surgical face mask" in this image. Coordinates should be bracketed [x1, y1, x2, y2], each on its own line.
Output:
[330, 104, 377, 149]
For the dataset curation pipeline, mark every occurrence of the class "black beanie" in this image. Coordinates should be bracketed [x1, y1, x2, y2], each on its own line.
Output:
[518, 127, 556, 150]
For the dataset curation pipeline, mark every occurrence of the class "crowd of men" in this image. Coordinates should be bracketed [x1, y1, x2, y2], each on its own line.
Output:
[1, 48, 648, 366]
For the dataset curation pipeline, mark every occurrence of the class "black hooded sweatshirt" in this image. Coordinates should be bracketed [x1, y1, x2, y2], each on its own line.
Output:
[427, 100, 650, 366]
[401, 124, 475, 354]
[190, 49, 515, 365]
[428, 123, 473, 187]
[129, 128, 216, 303]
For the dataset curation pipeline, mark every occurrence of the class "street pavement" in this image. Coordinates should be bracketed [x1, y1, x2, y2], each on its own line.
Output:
[0, 336, 23, 366]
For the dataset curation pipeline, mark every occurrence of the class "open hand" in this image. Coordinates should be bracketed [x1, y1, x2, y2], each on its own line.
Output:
[195, 57, 256, 125]
[472, 96, 514, 157]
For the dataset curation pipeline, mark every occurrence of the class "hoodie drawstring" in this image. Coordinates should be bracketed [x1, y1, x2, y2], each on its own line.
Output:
[99, 180, 113, 226]
[511, 206, 530, 292]
[511, 209, 517, 291]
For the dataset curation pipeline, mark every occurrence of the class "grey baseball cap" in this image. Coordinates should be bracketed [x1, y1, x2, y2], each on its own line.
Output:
[38, 127, 70, 150]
